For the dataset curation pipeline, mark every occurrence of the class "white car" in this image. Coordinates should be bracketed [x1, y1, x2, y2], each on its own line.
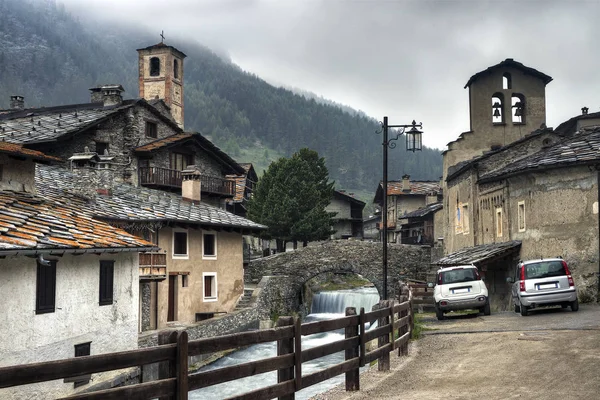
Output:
[432, 265, 490, 320]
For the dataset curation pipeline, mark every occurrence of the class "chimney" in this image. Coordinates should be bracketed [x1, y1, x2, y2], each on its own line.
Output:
[402, 174, 411, 192]
[89, 87, 103, 103]
[10, 95, 24, 110]
[582, 107, 589, 115]
[100, 84, 124, 107]
[426, 192, 438, 205]
[181, 165, 201, 203]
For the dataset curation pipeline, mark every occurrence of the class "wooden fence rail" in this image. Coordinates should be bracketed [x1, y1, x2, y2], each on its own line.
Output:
[0, 292, 413, 400]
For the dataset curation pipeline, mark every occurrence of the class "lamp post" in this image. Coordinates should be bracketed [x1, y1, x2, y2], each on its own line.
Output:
[379, 117, 423, 299]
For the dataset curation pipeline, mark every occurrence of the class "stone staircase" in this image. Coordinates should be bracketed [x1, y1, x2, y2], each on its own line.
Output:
[234, 287, 255, 311]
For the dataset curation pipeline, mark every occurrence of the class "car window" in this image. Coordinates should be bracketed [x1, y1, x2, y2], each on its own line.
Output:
[524, 261, 565, 279]
[440, 268, 478, 284]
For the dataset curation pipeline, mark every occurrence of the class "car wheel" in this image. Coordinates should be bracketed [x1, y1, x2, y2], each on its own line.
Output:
[571, 298, 579, 312]
[484, 301, 491, 316]
[520, 304, 529, 316]
[435, 306, 445, 321]
[514, 303, 521, 313]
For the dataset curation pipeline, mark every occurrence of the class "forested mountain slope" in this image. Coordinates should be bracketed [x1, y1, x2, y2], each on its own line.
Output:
[0, 0, 442, 193]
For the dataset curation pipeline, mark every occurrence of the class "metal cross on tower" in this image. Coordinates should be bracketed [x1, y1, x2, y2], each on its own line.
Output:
[160, 30, 165, 43]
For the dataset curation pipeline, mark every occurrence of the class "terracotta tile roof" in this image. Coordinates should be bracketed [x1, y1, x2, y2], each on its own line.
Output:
[0, 141, 62, 163]
[36, 165, 267, 232]
[0, 190, 155, 253]
[385, 180, 441, 196]
[479, 128, 600, 183]
[433, 241, 521, 267]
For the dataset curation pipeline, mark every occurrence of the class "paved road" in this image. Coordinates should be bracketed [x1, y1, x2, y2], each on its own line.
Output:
[312, 303, 600, 400]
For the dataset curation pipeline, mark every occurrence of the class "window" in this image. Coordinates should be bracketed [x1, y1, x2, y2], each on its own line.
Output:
[496, 207, 503, 237]
[182, 275, 188, 288]
[36, 260, 56, 314]
[492, 93, 504, 124]
[203, 232, 217, 259]
[99, 261, 114, 306]
[203, 273, 217, 302]
[462, 203, 470, 234]
[150, 57, 160, 76]
[174, 59, 179, 79]
[502, 72, 512, 89]
[95, 142, 108, 155]
[518, 201, 526, 232]
[173, 229, 188, 259]
[511, 94, 525, 124]
[145, 121, 158, 138]
[170, 152, 193, 171]
[71, 342, 91, 387]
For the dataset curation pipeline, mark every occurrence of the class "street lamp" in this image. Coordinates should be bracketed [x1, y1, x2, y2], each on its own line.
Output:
[378, 117, 423, 299]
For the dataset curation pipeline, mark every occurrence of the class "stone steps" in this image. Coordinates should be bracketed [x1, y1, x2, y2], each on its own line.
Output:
[234, 288, 255, 310]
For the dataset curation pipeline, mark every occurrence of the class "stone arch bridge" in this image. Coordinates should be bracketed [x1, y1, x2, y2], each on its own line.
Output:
[246, 241, 432, 307]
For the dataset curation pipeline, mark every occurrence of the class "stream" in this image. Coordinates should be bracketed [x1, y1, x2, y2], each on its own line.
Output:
[189, 286, 380, 399]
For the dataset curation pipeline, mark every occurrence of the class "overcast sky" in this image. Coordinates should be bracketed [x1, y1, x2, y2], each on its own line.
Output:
[62, 0, 599, 149]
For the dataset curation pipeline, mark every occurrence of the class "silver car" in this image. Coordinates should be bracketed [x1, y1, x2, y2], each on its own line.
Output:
[508, 258, 578, 316]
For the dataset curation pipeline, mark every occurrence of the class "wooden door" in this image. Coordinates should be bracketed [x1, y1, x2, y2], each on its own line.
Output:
[168, 275, 176, 322]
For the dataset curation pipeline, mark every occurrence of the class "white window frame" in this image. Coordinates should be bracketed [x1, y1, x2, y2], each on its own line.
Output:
[202, 232, 217, 260]
[518, 200, 526, 232]
[462, 203, 470, 235]
[172, 228, 189, 260]
[203, 272, 218, 302]
[496, 207, 503, 237]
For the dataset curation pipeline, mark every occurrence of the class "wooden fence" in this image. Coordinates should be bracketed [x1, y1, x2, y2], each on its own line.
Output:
[408, 282, 435, 313]
[0, 295, 413, 400]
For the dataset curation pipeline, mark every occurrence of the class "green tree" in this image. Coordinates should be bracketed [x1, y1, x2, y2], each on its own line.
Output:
[247, 148, 335, 251]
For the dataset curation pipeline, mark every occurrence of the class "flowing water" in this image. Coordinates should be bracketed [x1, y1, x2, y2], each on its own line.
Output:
[190, 286, 380, 400]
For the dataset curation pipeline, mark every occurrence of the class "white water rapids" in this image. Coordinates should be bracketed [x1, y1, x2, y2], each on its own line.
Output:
[189, 286, 380, 399]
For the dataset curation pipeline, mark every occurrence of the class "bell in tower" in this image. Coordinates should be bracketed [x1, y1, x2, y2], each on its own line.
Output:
[137, 33, 187, 129]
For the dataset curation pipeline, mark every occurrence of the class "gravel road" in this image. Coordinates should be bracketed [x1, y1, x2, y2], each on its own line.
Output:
[310, 303, 600, 400]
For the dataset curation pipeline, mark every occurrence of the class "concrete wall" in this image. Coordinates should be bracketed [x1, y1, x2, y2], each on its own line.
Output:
[155, 228, 244, 327]
[0, 253, 139, 399]
[0, 154, 36, 193]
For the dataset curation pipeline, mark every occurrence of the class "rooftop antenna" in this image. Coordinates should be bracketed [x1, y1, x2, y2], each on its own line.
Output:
[160, 30, 165, 43]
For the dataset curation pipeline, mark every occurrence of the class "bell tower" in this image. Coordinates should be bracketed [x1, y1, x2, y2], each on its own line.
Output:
[137, 37, 187, 128]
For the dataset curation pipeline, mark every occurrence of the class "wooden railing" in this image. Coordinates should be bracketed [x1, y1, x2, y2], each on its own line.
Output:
[138, 167, 235, 196]
[408, 282, 435, 312]
[0, 294, 413, 400]
[139, 252, 167, 281]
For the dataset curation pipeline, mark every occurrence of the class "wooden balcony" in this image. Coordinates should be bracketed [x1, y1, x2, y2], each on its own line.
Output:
[139, 252, 167, 282]
[138, 167, 236, 196]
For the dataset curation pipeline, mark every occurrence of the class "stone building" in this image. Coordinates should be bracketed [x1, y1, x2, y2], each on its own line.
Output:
[0, 41, 266, 332]
[441, 58, 600, 309]
[0, 143, 155, 399]
[326, 190, 365, 239]
[373, 174, 442, 243]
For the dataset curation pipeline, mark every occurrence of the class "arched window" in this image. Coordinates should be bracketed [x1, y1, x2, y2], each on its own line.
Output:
[511, 94, 525, 124]
[503, 72, 512, 89]
[150, 57, 160, 77]
[174, 59, 179, 79]
[492, 93, 504, 124]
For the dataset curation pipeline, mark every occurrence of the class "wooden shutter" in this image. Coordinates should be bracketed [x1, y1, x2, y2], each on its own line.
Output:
[204, 275, 212, 297]
[99, 261, 114, 305]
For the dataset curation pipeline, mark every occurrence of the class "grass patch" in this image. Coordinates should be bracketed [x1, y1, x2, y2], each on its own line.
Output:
[411, 313, 437, 340]
[318, 274, 372, 291]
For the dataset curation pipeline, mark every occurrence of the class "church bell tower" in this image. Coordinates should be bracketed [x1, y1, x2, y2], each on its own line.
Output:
[137, 36, 187, 128]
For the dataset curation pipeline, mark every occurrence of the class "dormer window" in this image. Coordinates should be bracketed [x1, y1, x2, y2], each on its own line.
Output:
[502, 72, 512, 89]
[150, 57, 160, 77]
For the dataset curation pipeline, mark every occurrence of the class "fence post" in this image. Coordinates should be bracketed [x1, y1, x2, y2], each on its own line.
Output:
[176, 331, 189, 400]
[276, 316, 295, 400]
[345, 307, 359, 391]
[359, 307, 366, 368]
[377, 300, 391, 371]
[399, 284, 410, 357]
[158, 330, 178, 400]
[294, 317, 302, 392]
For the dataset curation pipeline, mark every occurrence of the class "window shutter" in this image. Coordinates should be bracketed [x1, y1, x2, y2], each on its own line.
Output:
[36, 261, 56, 314]
[204, 276, 211, 297]
[99, 261, 114, 305]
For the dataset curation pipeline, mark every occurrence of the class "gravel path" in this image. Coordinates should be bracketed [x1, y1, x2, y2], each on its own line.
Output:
[310, 303, 600, 400]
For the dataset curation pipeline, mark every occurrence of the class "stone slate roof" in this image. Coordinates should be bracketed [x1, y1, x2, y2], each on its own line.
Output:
[135, 133, 246, 175]
[0, 141, 62, 163]
[554, 110, 600, 136]
[0, 99, 181, 145]
[433, 241, 521, 267]
[402, 202, 443, 219]
[137, 42, 187, 58]
[36, 165, 267, 233]
[479, 127, 600, 183]
[334, 190, 366, 206]
[0, 190, 156, 254]
[464, 58, 552, 88]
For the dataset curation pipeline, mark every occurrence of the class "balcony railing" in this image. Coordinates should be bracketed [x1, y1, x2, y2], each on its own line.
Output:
[138, 167, 235, 196]
[139, 252, 167, 281]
